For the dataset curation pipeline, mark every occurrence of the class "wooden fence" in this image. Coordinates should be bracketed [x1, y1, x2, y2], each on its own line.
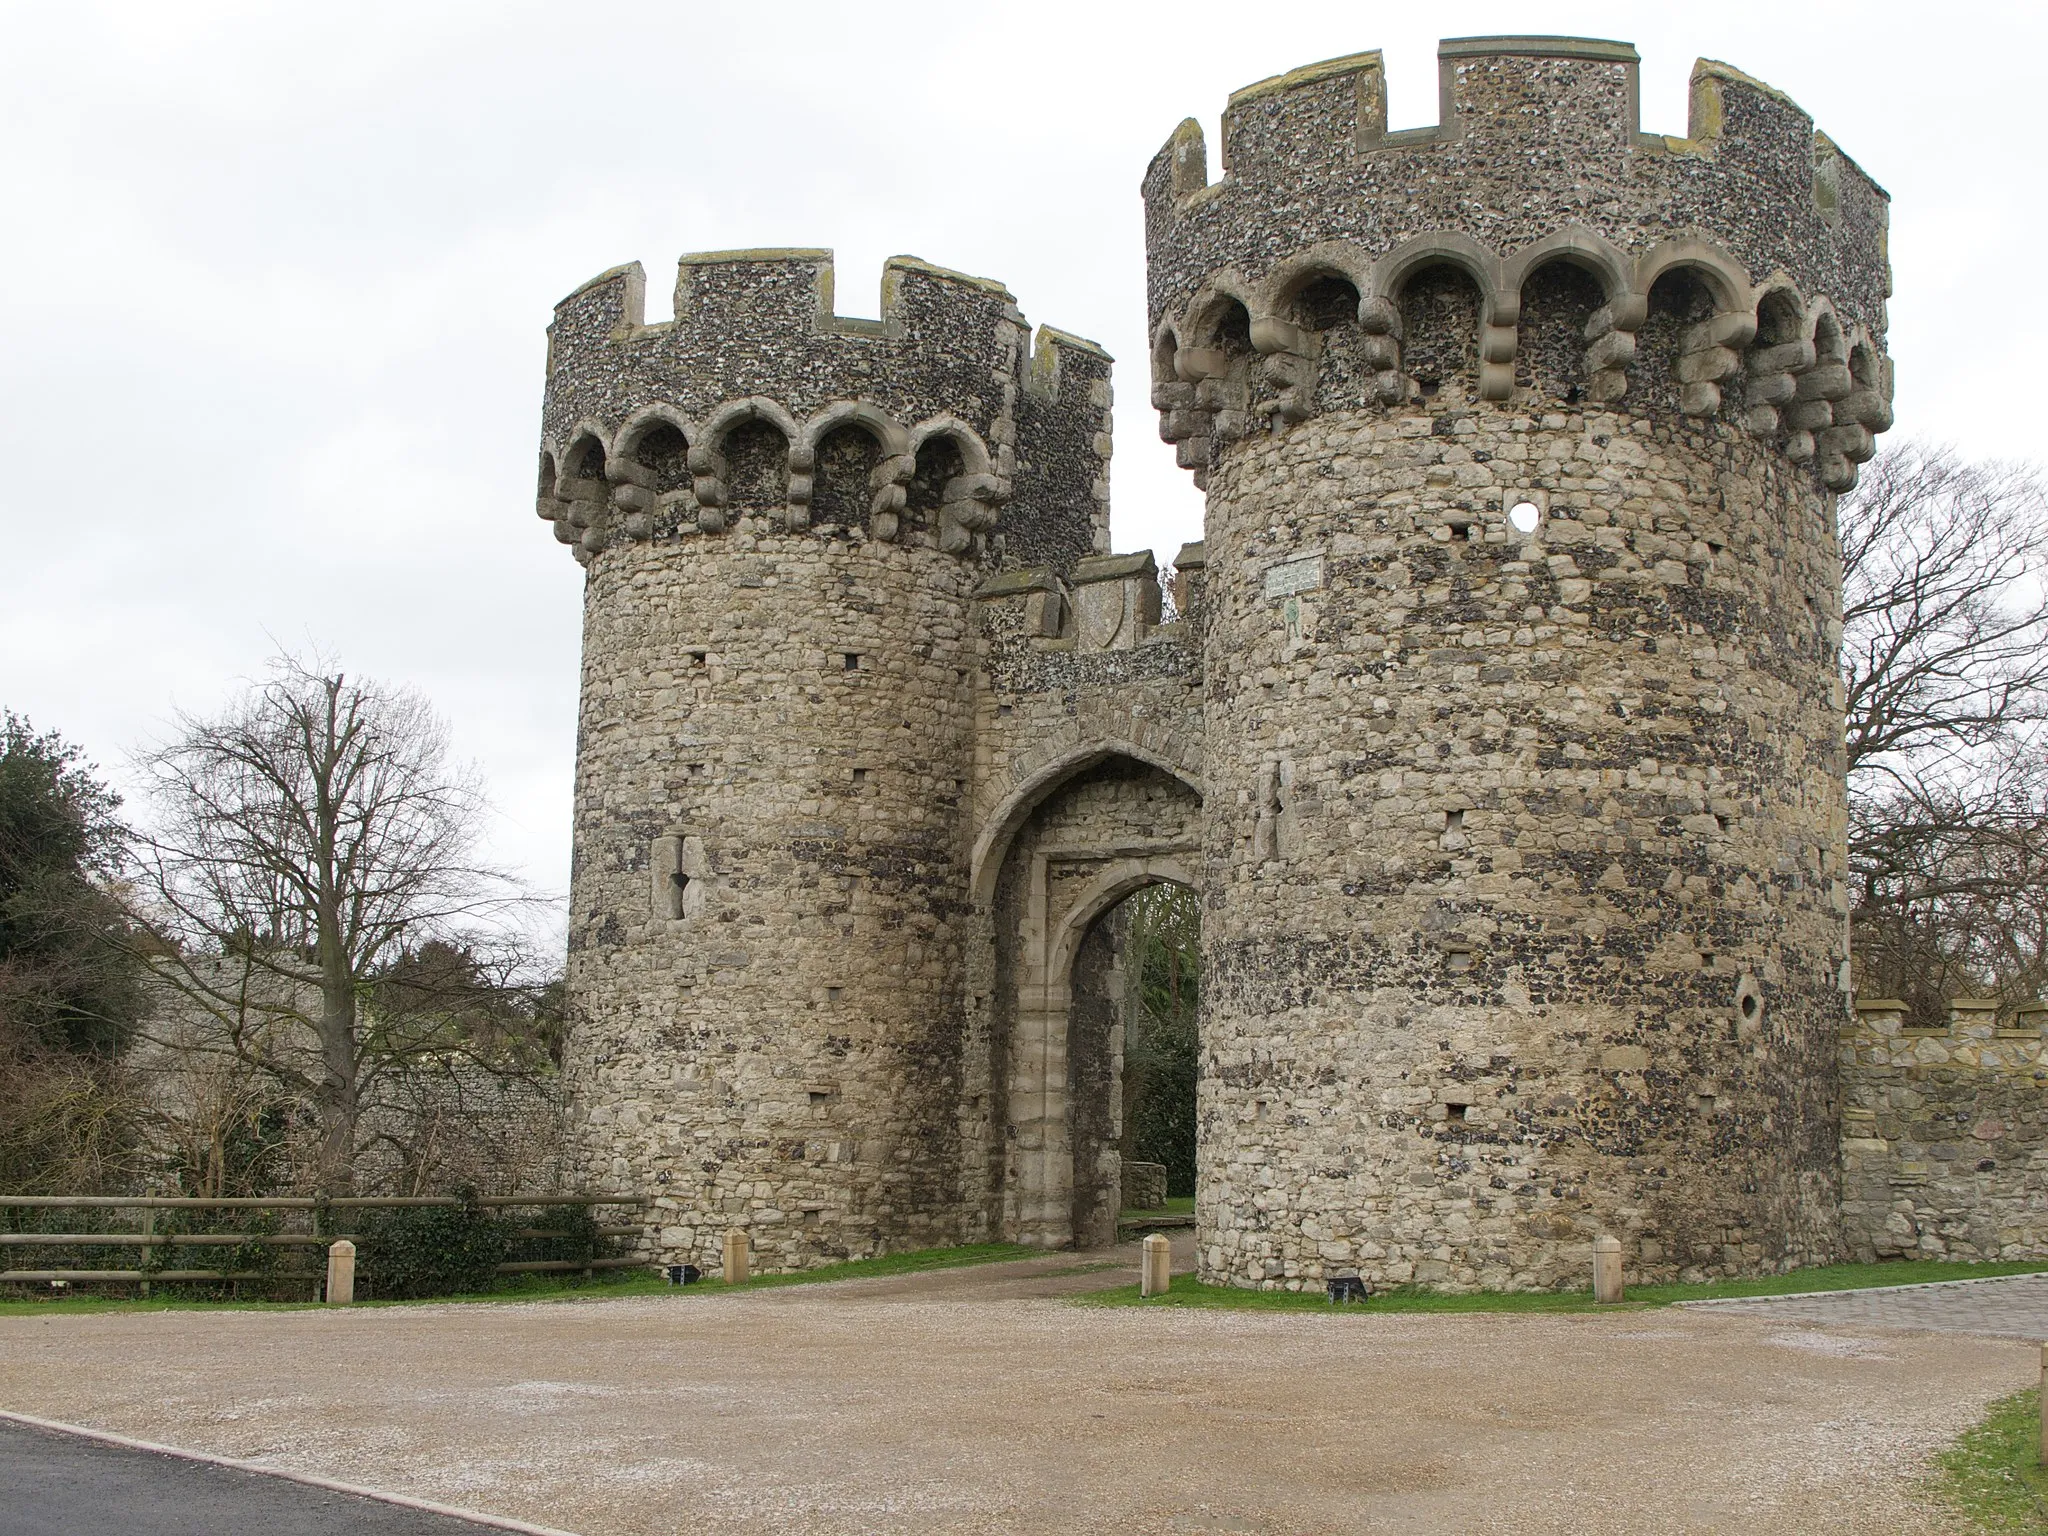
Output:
[0, 1194, 647, 1296]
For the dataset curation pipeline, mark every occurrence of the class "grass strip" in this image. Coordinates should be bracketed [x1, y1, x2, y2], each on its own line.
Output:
[1078, 1258, 2048, 1313]
[1928, 1386, 2048, 1533]
[0, 1241, 1037, 1316]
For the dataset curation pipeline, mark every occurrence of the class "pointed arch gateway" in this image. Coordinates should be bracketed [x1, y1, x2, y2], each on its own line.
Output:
[978, 748, 1203, 1250]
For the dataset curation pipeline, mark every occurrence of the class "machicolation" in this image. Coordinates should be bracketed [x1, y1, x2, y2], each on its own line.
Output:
[532, 38, 2042, 1292]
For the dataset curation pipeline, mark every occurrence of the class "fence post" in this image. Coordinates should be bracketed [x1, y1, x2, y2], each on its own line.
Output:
[2039, 1342, 2047, 1468]
[1141, 1233, 1172, 1297]
[1592, 1235, 1624, 1304]
[722, 1229, 749, 1285]
[326, 1240, 356, 1305]
[138, 1207, 154, 1300]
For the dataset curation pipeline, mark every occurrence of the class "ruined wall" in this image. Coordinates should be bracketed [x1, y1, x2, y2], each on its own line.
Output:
[1841, 999, 2048, 1262]
[1146, 37, 1891, 1289]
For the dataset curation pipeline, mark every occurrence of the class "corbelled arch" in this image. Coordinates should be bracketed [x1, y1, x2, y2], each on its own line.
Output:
[1368, 230, 1506, 317]
[1499, 227, 1632, 301]
[1631, 237, 1753, 313]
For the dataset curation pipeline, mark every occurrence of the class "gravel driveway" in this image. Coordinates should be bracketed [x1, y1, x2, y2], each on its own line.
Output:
[0, 1251, 2034, 1535]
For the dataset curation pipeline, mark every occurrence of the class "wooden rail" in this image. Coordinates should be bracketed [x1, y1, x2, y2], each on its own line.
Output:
[0, 1194, 648, 1294]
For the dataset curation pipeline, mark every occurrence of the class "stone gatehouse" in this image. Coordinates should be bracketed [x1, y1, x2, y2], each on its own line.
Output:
[537, 37, 1936, 1290]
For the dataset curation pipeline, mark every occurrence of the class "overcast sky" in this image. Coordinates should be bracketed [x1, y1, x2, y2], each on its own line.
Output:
[3, 0, 2042, 917]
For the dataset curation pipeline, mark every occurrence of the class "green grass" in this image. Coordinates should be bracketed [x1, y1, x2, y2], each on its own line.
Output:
[1120, 1196, 1195, 1219]
[1079, 1258, 2048, 1313]
[0, 1241, 1036, 1317]
[1929, 1387, 2048, 1533]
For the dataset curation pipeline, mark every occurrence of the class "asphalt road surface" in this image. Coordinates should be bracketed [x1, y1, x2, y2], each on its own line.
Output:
[0, 1418, 516, 1536]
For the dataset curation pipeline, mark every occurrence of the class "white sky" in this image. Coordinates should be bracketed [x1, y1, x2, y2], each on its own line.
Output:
[3, 0, 2041, 914]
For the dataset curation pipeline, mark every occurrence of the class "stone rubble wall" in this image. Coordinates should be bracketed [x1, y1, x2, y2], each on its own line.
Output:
[1144, 38, 1892, 501]
[1122, 1160, 1170, 1212]
[1143, 41, 1890, 351]
[1144, 36, 1885, 1291]
[563, 534, 982, 1271]
[538, 251, 1112, 573]
[1841, 999, 2048, 1262]
[1193, 406, 1848, 1290]
[542, 36, 1948, 1292]
[548, 245, 1139, 1273]
[127, 975, 565, 1199]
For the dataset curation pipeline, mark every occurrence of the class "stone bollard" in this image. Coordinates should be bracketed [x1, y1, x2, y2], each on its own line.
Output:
[722, 1229, 750, 1285]
[325, 1239, 356, 1306]
[1140, 1233, 1172, 1297]
[1591, 1235, 1624, 1304]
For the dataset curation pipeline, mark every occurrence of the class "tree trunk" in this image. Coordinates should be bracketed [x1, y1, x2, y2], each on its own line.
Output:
[313, 961, 358, 1196]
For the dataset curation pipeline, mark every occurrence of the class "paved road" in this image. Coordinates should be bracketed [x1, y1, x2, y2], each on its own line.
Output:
[1678, 1273, 2048, 1340]
[0, 1418, 520, 1536]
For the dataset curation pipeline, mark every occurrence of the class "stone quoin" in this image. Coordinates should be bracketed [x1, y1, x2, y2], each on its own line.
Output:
[534, 37, 1953, 1291]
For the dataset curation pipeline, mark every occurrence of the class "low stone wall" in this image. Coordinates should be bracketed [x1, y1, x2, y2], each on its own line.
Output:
[1840, 998, 2048, 1262]
[1122, 1161, 1168, 1212]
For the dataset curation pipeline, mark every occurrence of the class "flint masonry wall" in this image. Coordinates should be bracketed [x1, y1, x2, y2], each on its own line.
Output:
[1145, 37, 1892, 1288]
[542, 36, 1934, 1289]
[1842, 999, 2048, 1263]
[543, 251, 1114, 1267]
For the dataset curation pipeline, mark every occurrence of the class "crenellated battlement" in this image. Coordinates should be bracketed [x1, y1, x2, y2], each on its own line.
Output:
[550, 250, 1019, 354]
[539, 250, 1110, 572]
[1144, 37, 1892, 491]
[542, 31, 1977, 1288]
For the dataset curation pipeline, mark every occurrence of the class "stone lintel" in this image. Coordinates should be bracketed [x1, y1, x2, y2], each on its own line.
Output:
[974, 567, 1061, 600]
[1071, 551, 1158, 585]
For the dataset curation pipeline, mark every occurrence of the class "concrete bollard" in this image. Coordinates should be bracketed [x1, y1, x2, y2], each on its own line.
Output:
[1591, 1235, 1624, 1304]
[1141, 1233, 1172, 1297]
[722, 1229, 750, 1285]
[325, 1239, 356, 1305]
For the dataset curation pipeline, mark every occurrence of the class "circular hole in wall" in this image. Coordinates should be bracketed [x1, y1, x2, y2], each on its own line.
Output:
[1734, 974, 1764, 1035]
[1508, 501, 1541, 534]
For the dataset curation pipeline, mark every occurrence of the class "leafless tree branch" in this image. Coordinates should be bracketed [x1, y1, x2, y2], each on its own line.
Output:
[118, 652, 540, 1194]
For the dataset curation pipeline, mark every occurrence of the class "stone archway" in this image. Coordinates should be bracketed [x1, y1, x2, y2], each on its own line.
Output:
[980, 752, 1202, 1248]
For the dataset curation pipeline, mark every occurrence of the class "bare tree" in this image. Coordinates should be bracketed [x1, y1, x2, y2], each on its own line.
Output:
[1843, 444, 2048, 784]
[124, 655, 531, 1195]
[1842, 444, 2048, 1012]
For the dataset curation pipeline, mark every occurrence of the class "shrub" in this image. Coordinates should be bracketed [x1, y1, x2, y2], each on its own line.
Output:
[356, 1191, 510, 1299]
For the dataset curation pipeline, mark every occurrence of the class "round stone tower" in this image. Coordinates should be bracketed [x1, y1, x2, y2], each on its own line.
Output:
[538, 251, 1111, 1267]
[1144, 38, 1894, 1288]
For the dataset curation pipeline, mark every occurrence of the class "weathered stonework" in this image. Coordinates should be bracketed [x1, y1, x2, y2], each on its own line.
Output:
[1144, 37, 1885, 1290]
[540, 37, 1943, 1289]
[1841, 999, 2048, 1263]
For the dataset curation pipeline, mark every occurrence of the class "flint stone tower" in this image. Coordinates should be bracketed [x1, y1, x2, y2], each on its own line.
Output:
[540, 251, 1113, 1264]
[542, 36, 1896, 1290]
[1145, 37, 1889, 1286]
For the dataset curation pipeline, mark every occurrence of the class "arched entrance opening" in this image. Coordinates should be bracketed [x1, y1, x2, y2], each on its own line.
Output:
[981, 752, 1202, 1248]
[1110, 883, 1199, 1215]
